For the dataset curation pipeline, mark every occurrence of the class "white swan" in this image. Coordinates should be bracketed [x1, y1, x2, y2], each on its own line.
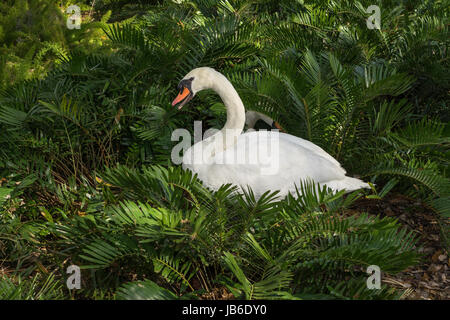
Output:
[172, 67, 369, 198]
[245, 111, 284, 131]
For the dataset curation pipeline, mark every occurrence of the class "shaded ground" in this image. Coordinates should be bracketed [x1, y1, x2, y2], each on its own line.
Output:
[350, 194, 449, 300]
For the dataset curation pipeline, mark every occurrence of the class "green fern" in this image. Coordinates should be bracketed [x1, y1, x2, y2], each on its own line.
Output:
[116, 280, 177, 300]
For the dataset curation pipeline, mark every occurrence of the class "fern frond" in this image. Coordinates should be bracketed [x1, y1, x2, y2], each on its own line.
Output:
[116, 280, 177, 300]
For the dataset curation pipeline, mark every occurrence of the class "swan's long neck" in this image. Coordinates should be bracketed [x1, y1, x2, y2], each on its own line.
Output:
[210, 72, 245, 150]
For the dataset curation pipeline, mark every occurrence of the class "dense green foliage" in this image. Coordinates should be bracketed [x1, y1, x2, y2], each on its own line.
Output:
[0, 0, 448, 300]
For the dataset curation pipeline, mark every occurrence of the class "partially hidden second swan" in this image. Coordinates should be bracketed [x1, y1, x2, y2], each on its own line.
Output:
[171, 67, 369, 198]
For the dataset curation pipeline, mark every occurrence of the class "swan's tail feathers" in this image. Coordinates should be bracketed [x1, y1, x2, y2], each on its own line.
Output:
[323, 177, 371, 193]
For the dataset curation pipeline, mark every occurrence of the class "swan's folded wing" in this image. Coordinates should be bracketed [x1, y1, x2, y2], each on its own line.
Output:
[233, 131, 347, 182]
[183, 131, 349, 195]
[278, 133, 345, 173]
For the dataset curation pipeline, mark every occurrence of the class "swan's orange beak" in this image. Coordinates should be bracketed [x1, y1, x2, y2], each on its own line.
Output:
[172, 87, 191, 109]
[274, 121, 284, 132]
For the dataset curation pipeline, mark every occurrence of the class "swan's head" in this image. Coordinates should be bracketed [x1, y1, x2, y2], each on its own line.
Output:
[171, 67, 218, 109]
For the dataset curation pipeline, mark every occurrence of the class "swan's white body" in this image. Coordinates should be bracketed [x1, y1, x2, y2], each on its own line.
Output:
[174, 67, 369, 199]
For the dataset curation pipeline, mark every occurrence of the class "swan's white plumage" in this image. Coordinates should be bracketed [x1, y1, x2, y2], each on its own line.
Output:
[175, 67, 370, 199]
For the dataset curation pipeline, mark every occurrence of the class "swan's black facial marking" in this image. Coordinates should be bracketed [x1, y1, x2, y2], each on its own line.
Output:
[172, 77, 195, 109]
[177, 77, 194, 93]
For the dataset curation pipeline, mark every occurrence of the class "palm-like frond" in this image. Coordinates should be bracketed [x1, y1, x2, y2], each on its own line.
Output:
[222, 252, 295, 300]
[116, 280, 177, 300]
[370, 165, 450, 197]
[0, 273, 63, 300]
[391, 119, 450, 148]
